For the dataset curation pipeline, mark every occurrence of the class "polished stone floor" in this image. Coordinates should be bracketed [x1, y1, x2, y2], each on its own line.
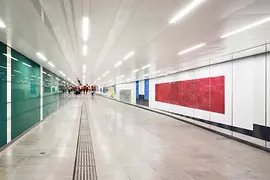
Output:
[87, 96, 270, 180]
[1, 95, 270, 180]
[0, 99, 81, 180]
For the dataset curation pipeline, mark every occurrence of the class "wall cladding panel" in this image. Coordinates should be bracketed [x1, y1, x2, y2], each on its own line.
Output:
[0, 42, 7, 147]
[11, 49, 40, 140]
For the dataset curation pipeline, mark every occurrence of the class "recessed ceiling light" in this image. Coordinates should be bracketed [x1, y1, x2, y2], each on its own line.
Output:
[82, 64, 86, 73]
[124, 51, 135, 60]
[178, 43, 206, 55]
[220, 17, 270, 38]
[83, 45, 88, 56]
[0, 20, 6, 28]
[132, 69, 140, 73]
[48, 62, 55, 67]
[36, 52, 47, 61]
[141, 64, 151, 69]
[169, 0, 205, 24]
[114, 61, 122, 67]
[59, 71, 66, 77]
[82, 17, 89, 41]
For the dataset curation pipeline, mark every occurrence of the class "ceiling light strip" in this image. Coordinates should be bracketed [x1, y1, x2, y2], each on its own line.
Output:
[178, 43, 206, 55]
[220, 17, 270, 38]
[169, 0, 205, 24]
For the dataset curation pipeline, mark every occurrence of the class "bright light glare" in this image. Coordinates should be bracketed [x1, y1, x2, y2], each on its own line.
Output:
[36, 52, 47, 61]
[59, 71, 66, 77]
[83, 45, 88, 56]
[124, 51, 135, 60]
[22, 62, 32, 68]
[169, 0, 205, 24]
[0, 20, 6, 28]
[3, 53, 18, 61]
[220, 17, 270, 38]
[82, 64, 86, 73]
[114, 61, 122, 67]
[178, 43, 206, 55]
[141, 64, 151, 69]
[48, 62, 55, 67]
[132, 69, 140, 73]
[82, 17, 89, 41]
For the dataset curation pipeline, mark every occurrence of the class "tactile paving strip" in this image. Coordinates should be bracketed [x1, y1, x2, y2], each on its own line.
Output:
[73, 106, 98, 180]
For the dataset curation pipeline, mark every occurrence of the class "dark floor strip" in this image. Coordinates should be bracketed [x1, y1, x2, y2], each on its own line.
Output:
[73, 104, 98, 180]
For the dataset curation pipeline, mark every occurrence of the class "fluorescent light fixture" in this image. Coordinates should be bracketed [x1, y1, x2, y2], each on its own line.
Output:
[141, 64, 151, 69]
[97, 77, 101, 80]
[102, 74, 106, 77]
[114, 61, 122, 67]
[25, 78, 28, 80]
[83, 45, 88, 56]
[47, 74, 51, 77]
[36, 52, 47, 61]
[120, 75, 125, 78]
[124, 51, 135, 60]
[132, 69, 140, 73]
[13, 70, 21, 73]
[3, 53, 18, 61]
[154, 70, 161, 74]
[144, 73, 150, 77]
[31, 75, 36, 78]
[55, 78, 60, 81]
[82, 64, 86, 73]
[67, 77, 71, 81]
[22, 62, 32, 68]
[48, 62, 55, 67]
[220, 17, 270, 38]
[105, 70, 110, 74]
[0, 20, 6, 28]
[178, 43, 206, 55]
[0, 65, 6, 69]
[82, 17, 89, 41]
[59, 71, 66, 77]
[42, 71, 47, 74]
[169, 0, 205, 24]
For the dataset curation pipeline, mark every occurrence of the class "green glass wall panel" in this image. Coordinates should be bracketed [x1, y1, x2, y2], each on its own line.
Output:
[42, 68, 72, 118]
[0, 42, 7, 147]
[11, 49, 40, 140]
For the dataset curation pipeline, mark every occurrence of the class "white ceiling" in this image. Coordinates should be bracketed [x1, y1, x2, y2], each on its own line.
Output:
[0, 0, 270, 85]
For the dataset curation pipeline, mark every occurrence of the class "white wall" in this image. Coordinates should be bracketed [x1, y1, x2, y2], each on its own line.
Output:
[116, 82, 136, 104]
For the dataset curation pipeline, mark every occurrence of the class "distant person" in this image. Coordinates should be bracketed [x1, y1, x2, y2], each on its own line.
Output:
[91, 89, 94, 97]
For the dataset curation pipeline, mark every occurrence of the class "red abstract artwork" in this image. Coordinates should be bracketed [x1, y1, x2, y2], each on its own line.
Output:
[155, 76, 225, 114]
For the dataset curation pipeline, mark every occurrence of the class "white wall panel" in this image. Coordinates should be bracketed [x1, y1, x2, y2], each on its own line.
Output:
[267, 52, 270, 127]
[116, 82, 136, 104]
[193, 66, 210, 120]
[210, 62, 233, 125]
[232, 55, 265, 130]
[139, 80, 144, 95]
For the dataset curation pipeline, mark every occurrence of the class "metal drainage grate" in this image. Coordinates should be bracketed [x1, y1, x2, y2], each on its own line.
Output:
[73, 106, 97, 180]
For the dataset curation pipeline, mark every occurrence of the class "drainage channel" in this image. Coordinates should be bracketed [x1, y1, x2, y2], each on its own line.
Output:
[73, 105, 98, 180]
